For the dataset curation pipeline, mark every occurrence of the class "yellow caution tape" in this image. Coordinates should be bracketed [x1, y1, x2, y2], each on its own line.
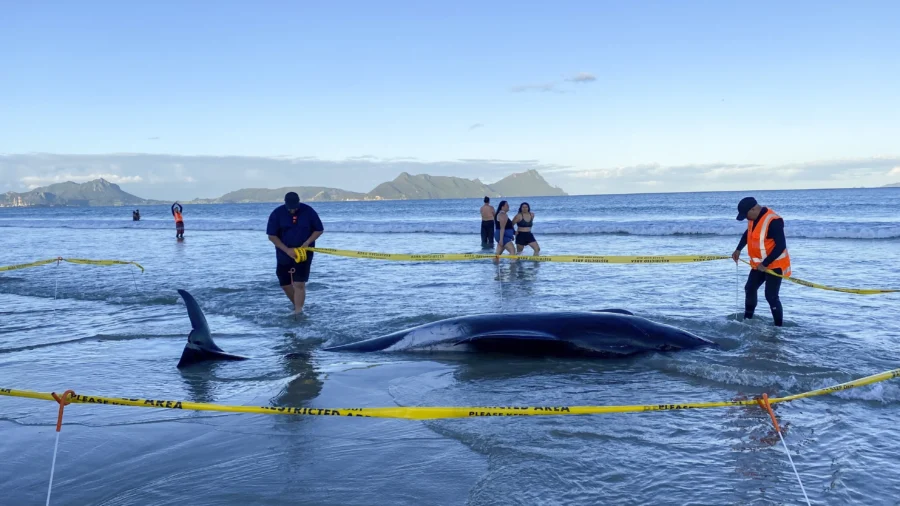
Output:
[62, 258, 145, 273]
[0, 258, 59, 273]
[0, 258, 144, 273]
[2, 368, 897, 420]
[301, 247, 730, 265]
[296, 247, 898, 295]
[739, 259, 898, 295]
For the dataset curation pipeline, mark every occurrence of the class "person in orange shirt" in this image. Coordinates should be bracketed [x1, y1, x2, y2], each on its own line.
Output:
[171, 202, 185, 239]
[731, 197, 790, 327]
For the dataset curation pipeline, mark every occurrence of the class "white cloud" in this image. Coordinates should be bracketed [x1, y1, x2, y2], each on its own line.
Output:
[566, 72, 597, 83]
[510, 83, 561, 93]
[511, 71, 597, 93]
[171, 162, 195, 183]
[552, 157, 900, 194]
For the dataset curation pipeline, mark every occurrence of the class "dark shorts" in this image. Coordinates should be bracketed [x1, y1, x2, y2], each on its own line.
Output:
[276, 251, 314, 286]
[515, 231, 536, 246]
[176, 221, 184, 232]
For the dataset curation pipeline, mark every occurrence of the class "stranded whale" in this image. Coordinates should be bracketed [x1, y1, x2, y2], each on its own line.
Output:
[321, 310, 716, 357]
[173, 290, 715, 366]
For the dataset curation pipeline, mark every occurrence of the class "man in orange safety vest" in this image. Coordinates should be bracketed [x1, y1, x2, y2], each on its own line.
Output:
[731, 197, 790, 327]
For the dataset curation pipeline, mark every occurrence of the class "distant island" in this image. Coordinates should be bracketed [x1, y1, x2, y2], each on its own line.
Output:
[194, 169, 566, 204]
[0, 169, 567, 207]
[884, 182, 900, 188]
[0, 179, 165, 207]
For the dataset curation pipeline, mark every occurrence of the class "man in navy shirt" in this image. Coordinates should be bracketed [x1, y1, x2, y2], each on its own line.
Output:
[267, 192, 324, 313]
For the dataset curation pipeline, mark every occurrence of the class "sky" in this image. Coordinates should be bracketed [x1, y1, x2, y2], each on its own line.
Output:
[2, 1, 899, 200]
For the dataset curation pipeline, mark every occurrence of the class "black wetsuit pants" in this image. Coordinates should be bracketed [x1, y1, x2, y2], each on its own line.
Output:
[481, 220, 494, 248]
[744, 268, 783, 326]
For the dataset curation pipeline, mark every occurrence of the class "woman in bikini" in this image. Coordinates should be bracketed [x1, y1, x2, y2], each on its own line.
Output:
[494, 200, 517, 259]
[513, 202, 540, 256]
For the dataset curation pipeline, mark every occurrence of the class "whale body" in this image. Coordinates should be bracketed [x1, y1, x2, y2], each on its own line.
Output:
[322, 310, 716, 358]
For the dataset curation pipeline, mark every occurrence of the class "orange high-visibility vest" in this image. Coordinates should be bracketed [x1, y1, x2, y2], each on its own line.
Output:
[173, 211, 183, 223]
[747, 209, 791, 277]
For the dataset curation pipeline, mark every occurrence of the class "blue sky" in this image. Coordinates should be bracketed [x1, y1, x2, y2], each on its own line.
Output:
[2, 1, 899, 199]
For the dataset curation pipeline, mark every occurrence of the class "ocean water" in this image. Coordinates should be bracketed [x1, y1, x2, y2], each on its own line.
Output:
[1, 188, 899, 505]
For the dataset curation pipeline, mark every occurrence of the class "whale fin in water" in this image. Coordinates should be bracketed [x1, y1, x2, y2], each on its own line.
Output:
[176, 289, 249, 368]
[454, 329, 559, 345]
[453, 329, 591, 356]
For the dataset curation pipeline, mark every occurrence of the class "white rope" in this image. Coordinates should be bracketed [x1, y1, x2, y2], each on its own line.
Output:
[775, 428, 812, 506]
[497, 258, 502, 304]
[735, 261, 740, 320]
[130, 267, 139, 294]
[46, 431, 61, 506]
[53, 262, 60, 313]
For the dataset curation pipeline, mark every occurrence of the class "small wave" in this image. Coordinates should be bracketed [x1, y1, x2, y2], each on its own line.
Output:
[212, 287, 246, 294]
[668, 361, 900, 404]
[673, 362, 804, 392]
[0, 333, 181, 354]
[2, 218, 898, 239]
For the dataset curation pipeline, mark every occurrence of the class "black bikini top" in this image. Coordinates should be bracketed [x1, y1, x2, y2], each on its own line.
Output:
[495, 212, 508, 229]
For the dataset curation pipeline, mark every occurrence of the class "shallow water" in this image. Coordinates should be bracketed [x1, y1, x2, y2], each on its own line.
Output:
[1, 188, 899, 505]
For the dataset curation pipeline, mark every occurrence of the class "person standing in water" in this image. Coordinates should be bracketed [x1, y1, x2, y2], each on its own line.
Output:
[731, 196, 790, 327]
[480, 196, 495, 248]
[267, 192, 324, 314]
[512, 202, 540, 256]
[494, 200, 517, 259]
[171, 202, 184, 239]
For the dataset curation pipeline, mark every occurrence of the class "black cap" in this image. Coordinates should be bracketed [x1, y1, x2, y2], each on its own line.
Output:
[736, 197, 758, 221]
[284, 192, 300, 210]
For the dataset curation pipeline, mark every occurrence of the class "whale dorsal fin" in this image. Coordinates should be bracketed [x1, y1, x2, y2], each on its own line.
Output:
[176, 290, 248, 368]
[177, 289, 222, 351]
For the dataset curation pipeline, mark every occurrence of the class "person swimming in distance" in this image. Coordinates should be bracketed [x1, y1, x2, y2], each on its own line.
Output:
[171, 202, 184, 239]
[513, 202, 540, 256]
[494, 200, 517, 260]
[132, 209, 140, 221]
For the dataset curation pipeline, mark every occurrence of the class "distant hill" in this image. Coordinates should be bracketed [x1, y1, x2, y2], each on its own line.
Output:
[366, 173, 496, 200]
[884, 182, 900, 188]
[0, 179, 159, 207]
[191, 186, 365, 204]
[195, 169, 567, 203]
[365, 169, 566, 200]
[489, 169, 566, 197]
[0, 170, 568, 207]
